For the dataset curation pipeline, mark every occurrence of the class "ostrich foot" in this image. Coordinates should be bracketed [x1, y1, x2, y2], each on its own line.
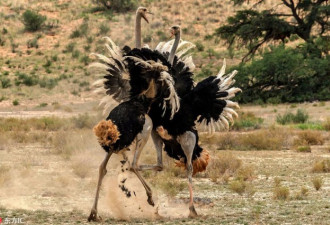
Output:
[88, 209, 102, 222]
[188, 206, 198, 218]
[147, 194, 155, 206]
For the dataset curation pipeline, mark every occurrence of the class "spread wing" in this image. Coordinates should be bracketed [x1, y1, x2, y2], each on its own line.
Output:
[155, 39, 196, 97]
[89, 37, 131, 114]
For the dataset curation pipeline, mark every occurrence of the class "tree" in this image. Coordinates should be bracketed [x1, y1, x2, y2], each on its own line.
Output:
[215, 0, 329, 62]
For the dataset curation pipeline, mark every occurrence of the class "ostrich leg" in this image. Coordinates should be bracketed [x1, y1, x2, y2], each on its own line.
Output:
[177, 131, 198, 218]
[130, 115, 155, 206]
[138, 130, 164, 171]
[88, 152, 113, 222]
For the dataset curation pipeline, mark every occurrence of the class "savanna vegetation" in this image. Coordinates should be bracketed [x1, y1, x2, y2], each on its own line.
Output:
[0, 0, 329, 224]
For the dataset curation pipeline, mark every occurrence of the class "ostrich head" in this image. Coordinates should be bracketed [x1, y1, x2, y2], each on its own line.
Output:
[136, 7, 152, 23]
[170, 25, 180, 37]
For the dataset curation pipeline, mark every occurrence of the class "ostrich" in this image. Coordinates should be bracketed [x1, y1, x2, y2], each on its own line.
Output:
[88, 52, 180, 221]
[92, 6, 152, 109]
[88, 6, 172, 222]
[130, 26, 242, 217]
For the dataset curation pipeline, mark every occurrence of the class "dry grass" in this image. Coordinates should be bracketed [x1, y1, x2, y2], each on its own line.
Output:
[204, 152, 242, 182]
[274, 177, 282, 187]
[273, 185, 290, 200]
[322, 117, 330, 131]
[295, 130, 325, 145]
[292, 187, 309, 200]
[235, 165, 255, 181]
[311, 159, 330, 173]
[149, 168, 186, 198]
[295, 145, 311, 153]
[215, 128, 290, 151]
[311, 177, 323, 191]
[229, 180, 246, 195]
[71, 159, 90, 179]
[0, 165, 10, 187]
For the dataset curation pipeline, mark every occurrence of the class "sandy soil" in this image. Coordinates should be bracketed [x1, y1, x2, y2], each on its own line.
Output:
[0, 130, 329, 224]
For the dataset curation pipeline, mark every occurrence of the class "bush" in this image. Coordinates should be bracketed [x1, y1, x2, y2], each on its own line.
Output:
[205, 152, 242, 182]
[22, 10, 46, 32]
[296, 130, 324, 145]
[27, 37, 39, 48]
[14, 72, 39, 86]
[273, 185, 290, 200]
[292, 187, 308, 200]
[98, 22, 110, 36]
[311, 177, 323, 191]
[70, 18, 89, 38]
[276, 109, 309, 125]
[63, 42, 76, 53]
[296, 145, 311, 153]
[232, 111, 263, 130]
[0, 77, 11, 88]
[232, 45, 330, 103]
[215, 128, 288, 151]
[0, 35, 5, 46]
[195, 41, 204, 52]
[229, 180, 246, 195]
[12, 99, 19, 106]
[39, 78, 58, 89]
[312, 159, 330, 173]
[92, 0, 137, 12]
[322, 117, 330, 131]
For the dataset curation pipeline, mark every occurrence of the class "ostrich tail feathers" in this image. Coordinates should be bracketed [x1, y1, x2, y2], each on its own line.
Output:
[93, 120, 120, 146]
[175, 149, 210, 175]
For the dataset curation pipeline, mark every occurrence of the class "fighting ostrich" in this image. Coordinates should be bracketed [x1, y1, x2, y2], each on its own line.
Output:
[92, 6, 152, 109]
[88, 7, 169, 222]
[123, 26, 242, 217]
[88, 49, 180, 221]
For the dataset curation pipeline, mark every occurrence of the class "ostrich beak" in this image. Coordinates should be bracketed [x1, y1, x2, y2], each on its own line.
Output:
[169, 28, 175, 38]
[142, 13, 149, 23]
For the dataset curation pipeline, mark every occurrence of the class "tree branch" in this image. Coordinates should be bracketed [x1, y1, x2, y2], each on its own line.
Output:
[282, 0, 304, 25]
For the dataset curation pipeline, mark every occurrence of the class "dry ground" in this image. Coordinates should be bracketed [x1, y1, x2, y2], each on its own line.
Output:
[0, 0, 329, 224]
[0, 102, 329, 224]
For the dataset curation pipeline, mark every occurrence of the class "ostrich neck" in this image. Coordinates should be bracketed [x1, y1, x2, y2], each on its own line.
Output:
[135, 14, 142, 49]
[168, 32, 180, 65]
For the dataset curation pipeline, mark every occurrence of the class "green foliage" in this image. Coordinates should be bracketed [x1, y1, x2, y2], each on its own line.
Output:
[64, 42, 76, 53]
[14, 72, 39, 87]
[216, 0, 328, 61]
[0, 77, 11, 88]
[10, 39, 18, 53]
[232, 112, 263, 130]
[70, 18, 89, 38]
[39, 78, 58, 89]
[195, 40, 204, 52]
[143, 34, 152, 43]
[27, 37, 39, 48]
[294, 123, 324, 131]
[80, 55, 90, 65]
[72, 50, 80, 58]
[98, 22, 110, 35]
[232, 44, 330, 103]
[276, 109, 309, 125]
[0, 35, 5, 46]
[12, 99, 19, 106]
[92, 0, 138, 12]
[22, 10, 46, 32]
